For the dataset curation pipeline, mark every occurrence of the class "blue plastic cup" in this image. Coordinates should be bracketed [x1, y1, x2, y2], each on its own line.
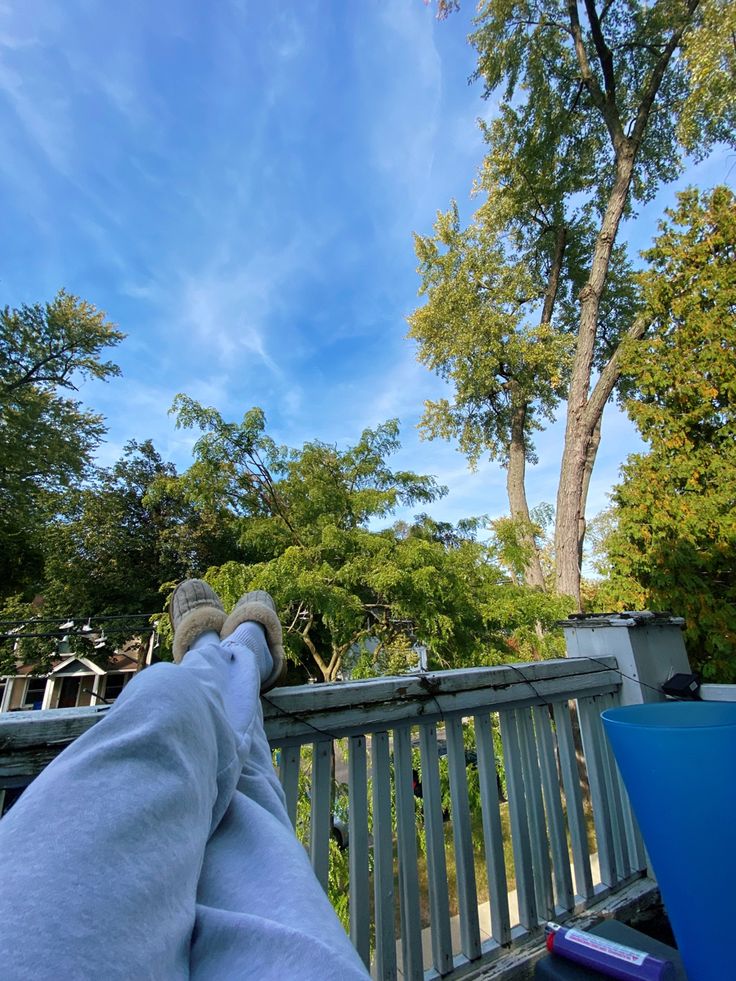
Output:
[602, 702, 736, 981]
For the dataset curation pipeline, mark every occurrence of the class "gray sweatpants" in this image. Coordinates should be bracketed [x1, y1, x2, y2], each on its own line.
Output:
[0, 631, 369, 980]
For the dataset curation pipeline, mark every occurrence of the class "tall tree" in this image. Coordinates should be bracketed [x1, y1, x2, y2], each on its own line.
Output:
[598, 186, 736, 680]
[409, 202, 572, 588]
[171, 399, 446, 680]
[420, 0, 734, 604]
[0, 291, 124, 598]
[171, 399, 562, 678]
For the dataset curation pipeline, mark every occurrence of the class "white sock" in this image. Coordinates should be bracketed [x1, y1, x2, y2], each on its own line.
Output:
[189, 630, 221, 652]
[221, 622, 273, 684]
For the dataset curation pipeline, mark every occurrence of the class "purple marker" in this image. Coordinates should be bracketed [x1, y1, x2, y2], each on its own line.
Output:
[545, 923, 676, 981]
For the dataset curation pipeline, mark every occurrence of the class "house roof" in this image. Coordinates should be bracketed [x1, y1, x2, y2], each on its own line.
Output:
[6, 651, 139, 679]
[51, 655, 105, 676]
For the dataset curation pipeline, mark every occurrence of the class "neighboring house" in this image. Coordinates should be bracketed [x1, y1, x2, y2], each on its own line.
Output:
[0, 650, 139, 712]
[341, 635, 428, 681]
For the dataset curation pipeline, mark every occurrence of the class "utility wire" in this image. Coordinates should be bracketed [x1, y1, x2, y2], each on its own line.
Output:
[0, 613, 159, 627]
[263, 654, 692, 748]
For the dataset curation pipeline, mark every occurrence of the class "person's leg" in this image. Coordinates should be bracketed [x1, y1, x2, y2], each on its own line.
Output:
[0, 642, 245, 981]
[190, 623, 369, 980]
[0, 585, 369, 980]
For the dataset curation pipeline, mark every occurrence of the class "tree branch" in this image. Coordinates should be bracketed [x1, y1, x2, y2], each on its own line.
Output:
[567, 0, 625, 146]
[299, 617, 328, 680]
[1, 345, 79, 395]
[288, 601, 306, 633]
[540, 224, 568, 325]
[631, 0, 701, 148]
[584, 315, 647, 428]
[249, 447, 305, 547]
[583, 0, 616, 103]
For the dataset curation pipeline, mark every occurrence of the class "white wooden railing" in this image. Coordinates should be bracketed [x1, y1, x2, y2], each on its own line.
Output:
[0, 655, 649, 980]
[262, 657, 647, 979]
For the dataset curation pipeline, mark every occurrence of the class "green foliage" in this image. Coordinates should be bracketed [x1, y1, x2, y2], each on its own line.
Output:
[0, 597, 49, 675]
[598, 187, 736, 679]
[678, 0, 736, 153]
[489, 503, 554, 586]
[174, 399, 569, 677]
[485, 505, 572, 658]
[207, 512, 506, 678]
[40, 440, 239, 620]
[408, 203, 571, 467]
[470, 0, 730, 203]
[349, 633, 421, 680]
[173, 400, 456, 679]
[171, 397, 438, 539]
[482, 584, 571, 660]
[420, 0, 734, 602]
[0, 439, 239, 669]
[0, 291, 124, 598]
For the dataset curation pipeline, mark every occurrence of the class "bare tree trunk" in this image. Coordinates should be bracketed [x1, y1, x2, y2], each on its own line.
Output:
[555, 146, 636, 605]
[508, 391, 546, 589]
[299, 618, 331, 683]
[578, 415, 602, 573]
[541, 225, 567, 326]
[507, 224, 567, 591]
[326, 652, 342, 682]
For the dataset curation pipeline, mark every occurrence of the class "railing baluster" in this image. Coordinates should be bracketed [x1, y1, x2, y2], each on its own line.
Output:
[596, 695, 630, 879]
[348, 734, 370, 969]
[517, 707, 554, 920]
[532, 704, 574, 914]
[619, 780, 648, 875]
[279, 743, 301, 830]
[553, 701, 594, 901]
[446, 715, 482, 962]
[474, 712, 511, 946]
[500, 708, 537, 929]
[603, 692, 647, 875]
[577, 695, 618, 887]
[372, 730, 397, 981]
[595, 693, 629, 879]
[419, 722, 453, 975]
[394, 725, 423, 980]
[310, 738, 332, 892]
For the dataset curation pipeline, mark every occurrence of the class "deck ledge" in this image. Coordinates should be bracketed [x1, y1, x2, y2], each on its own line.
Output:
[450, 876, 660, 981]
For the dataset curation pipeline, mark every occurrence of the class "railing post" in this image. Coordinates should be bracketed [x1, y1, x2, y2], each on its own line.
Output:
[563, 614, 690, 885]
[562, 612, 692, 705]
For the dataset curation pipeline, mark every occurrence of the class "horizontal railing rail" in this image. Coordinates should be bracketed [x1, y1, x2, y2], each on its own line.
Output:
[0, 656, 646, 980]
[262, 657, 621, 741]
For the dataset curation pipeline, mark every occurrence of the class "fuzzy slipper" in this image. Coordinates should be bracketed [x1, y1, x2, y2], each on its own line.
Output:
[220, 590, 287, 692]
[169, 579, 227, 663]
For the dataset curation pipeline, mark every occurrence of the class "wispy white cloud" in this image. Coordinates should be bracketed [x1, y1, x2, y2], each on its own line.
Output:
[180, 274, 283, 376]
[366, 3, 443, 217]
[0, 0, 680, 545]
[0, 56, 73, 178]
[126, 228, 318, 377]
[267, 6, 305, 63]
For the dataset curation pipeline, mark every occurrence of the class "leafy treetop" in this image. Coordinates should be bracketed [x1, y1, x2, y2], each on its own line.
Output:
[0, 291, 124, 598]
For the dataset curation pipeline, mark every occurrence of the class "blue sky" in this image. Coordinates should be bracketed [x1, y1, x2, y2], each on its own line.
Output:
[1, 0, 732, 540]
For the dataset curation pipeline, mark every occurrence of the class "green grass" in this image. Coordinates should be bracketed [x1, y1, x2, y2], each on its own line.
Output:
[388, 796, 598, 936]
